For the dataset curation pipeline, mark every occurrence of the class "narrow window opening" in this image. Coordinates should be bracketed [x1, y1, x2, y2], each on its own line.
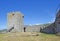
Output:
[22, 16, 24, 18]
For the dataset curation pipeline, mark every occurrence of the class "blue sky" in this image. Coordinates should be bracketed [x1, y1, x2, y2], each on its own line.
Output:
[0, 0, 60, 30]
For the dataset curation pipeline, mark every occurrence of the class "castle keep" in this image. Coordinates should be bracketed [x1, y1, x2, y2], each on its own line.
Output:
[7, 12, 24, 32]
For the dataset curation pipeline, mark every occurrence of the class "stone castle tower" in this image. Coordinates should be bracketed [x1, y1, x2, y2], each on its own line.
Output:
[7, 12, 24, 32]
[55, 10, 60, 33]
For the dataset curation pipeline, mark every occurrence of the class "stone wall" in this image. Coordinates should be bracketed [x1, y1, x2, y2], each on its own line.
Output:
[55, 10, 60, 34]
[40, 23, 55, 34]
[7, 10, 60, 35]
[25, 25, 41, 32]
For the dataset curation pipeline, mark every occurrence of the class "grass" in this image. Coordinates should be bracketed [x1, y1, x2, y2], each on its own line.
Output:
[0, 32, 60, 41]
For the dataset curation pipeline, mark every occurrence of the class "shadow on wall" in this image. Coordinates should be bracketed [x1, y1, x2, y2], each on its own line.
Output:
[40, 23, 56, 34]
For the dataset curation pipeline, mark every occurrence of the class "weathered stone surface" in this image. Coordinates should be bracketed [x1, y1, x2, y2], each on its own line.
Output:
[7, 12, 24, 32]
[55, 10, 60, 34]
[41, 23, 55, 34]
[25, 25, 41, 32]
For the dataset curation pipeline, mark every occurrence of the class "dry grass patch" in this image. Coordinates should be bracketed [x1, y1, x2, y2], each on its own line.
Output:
[0, 32, 60, 41]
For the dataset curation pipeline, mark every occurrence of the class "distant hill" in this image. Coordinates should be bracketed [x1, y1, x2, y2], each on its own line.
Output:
[0, 29, 7, 33]
[41, 23, 52, 27]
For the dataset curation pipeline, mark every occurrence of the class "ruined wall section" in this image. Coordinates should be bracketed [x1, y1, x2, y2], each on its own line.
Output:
[25, 25, 41, 32]
[55, 10, 60, 33]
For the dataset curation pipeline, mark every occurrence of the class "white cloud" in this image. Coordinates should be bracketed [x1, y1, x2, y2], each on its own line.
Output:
[35, 23, 40, 25]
